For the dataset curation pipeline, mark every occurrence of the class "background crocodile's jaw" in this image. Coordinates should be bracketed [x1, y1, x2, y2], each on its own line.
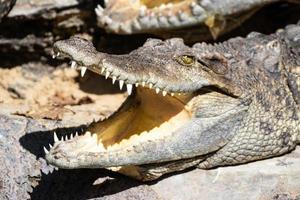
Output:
[95, 0, 208, 34]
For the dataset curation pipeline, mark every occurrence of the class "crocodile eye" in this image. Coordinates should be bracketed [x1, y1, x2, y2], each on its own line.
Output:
[181, 55, 194, 65]
[176, 55, 195, 66]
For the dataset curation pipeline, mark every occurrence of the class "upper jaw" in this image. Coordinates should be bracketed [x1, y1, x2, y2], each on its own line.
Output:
[53, 39, 206, 96]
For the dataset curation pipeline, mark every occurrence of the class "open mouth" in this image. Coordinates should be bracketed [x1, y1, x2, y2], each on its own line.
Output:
[85, 87, 193, 152]
[48, 50, 196, 158]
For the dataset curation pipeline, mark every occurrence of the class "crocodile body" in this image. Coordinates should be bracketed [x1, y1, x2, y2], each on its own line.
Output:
[46, 21, 300, 181]
[95, 0, 300, 40]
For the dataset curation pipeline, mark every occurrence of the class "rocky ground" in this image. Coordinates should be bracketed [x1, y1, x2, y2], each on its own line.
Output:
[0, 1, 300, 200]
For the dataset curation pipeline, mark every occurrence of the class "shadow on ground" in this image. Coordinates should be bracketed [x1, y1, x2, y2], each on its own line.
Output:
[31, 168, 141, 200]
[19, 127, 143, 200]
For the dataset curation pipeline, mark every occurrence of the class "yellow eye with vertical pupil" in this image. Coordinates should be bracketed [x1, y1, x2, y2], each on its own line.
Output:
[181, 55, 194, 65]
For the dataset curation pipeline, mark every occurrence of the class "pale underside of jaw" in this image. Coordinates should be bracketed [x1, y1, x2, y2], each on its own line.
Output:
[52, 51, 187, 97]
[95, 0, 208, 33]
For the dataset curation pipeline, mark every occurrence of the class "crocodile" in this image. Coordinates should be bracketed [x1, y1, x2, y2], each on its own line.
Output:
[95, 0, 300, 41]
[45, 21, 300, 181]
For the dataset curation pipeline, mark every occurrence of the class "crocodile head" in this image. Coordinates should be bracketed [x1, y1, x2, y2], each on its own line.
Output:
[46, 31, 300, 180]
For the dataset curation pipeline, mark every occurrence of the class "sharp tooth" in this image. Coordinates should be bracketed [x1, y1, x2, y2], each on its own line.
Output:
[75, 132, 78, 137]
[49, 144, 53, 148]
[95, 5, 104, 16]
[56, 52, 60, 57]
[132, 19, 141, 31]
[81, 67, 87, 77]
[43, 146, 49, 154]
[97, 5, 104, 11]
[142, 81, 146, 87]
[135, 83, 139, 87]
[127, 84, 133, 95]
[86, 131, 91, 137]
[171, 93, 174, 96]
[119, 23, 132, 33]
[103, 16, 112, 24]
[156, 88, 160, 94]
[54, 132, 59, 142]
[71, 61, 77, 69]
[105, 71, 110, 79]
[139, 5, 147, 16]
[95, 7, 103, 16]
[162, 91, 167, 96]
[119, 80, 124, 89]
[112, 76, 117, 84]
[70, 134, 73, 139]
[159, 3, 166, 10]
[101, 67, 105, 74]
[191, 4, 204, 16]
[52, 54, 56, 59]
[149, 83, 153, 89]
[61, 136, 64, 141]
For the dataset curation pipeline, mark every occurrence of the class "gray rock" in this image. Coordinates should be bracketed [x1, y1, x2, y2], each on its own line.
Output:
[152, 149, 300, 200]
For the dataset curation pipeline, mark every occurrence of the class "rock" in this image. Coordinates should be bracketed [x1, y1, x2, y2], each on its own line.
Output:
[0, 0, 16, 20]
[0, 0, 97, 65]
[151, 148, 300, 200]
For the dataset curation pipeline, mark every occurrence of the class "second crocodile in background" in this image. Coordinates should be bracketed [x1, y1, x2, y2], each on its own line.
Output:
[95, 0, 300, 41]
[46, 21, 300, 181]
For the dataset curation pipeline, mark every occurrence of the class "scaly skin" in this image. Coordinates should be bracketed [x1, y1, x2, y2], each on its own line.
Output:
[45, 21, 300, 181]
[95, 0, 298, 40]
